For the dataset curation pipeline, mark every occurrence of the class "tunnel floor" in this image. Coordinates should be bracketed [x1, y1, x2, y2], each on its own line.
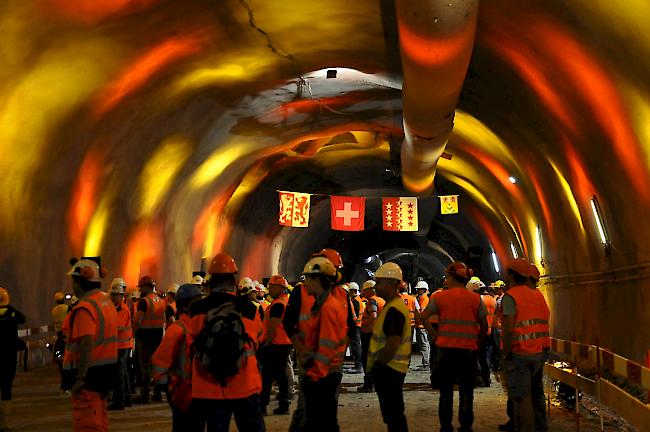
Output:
[10, 355, 630, 431]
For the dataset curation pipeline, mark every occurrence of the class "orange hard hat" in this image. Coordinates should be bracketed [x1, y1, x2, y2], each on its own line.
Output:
[268, 275, 289, 288]
[0, 287, 9, 306]
[208, 253, 238, 274]
[506, 258, 532, 277]
[137, 276, 156, 287]
[54, 291, 65, 302]
[446, 262, 473, 280]
[312, 248, 343, 268]
[529, 264, 541, 281]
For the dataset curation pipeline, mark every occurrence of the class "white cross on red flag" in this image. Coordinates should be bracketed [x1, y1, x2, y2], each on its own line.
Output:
[278, 191, 310, 228]
[382, 197, 418, 231]
[330, 196, 365, 231]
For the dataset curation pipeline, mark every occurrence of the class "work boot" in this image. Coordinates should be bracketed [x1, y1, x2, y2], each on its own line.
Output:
[356, 384, 374, 393]
[347, 366, 363, 374]
[0, 400, 11, 431]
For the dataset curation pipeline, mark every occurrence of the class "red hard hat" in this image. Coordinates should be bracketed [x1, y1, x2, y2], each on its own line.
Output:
[446, 262, 473, 280]
[312, 248, 343, 268]
[208, 253, 238, 274]
[268, 275, 289, 288]
[529, 264, 541, 281]
[137, 276, 156, 287]
[506, 258, 532, 277]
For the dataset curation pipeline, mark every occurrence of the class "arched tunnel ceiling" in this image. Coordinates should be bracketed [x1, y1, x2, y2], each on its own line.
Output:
[2, 0, 650, 358]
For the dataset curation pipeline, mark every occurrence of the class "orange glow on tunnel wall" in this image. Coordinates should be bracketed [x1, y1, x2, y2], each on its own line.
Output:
[466, 205, 508, 272]
[47, 0, 159, 23]
[397, 20, 476, 67]
[523, 161, 555, 244]
[94, 34, 207, 117]
[121, 221, 162, 287]
[192, 184, 238, 257]
[239, 234, 274, 281]
[66, 149, 105, 254]
[461, 146, 525, 204]
[563, 140, 596, 201]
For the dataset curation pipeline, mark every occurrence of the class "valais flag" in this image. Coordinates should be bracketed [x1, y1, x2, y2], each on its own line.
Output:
[382, 197, 418, 231]
[330, 196, 365, 231]
[278, 191, 310, 228]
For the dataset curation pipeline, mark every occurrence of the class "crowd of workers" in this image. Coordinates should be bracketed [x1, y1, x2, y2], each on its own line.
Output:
[0, 249, 550, 432]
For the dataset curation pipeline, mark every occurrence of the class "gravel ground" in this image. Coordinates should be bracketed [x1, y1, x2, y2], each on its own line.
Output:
[9, 355, 637, 431]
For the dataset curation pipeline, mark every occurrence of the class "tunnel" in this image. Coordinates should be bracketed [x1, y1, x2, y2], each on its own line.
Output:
[1, 1, 650, 428]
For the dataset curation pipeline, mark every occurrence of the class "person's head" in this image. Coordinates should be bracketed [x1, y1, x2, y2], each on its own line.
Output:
[361, 280, 376, 298]
[67, 259, 103, 297]
[312, 248, 343, 282]
[205, 253, 238, 294]
[505, 258, 531, 287]
[374, 262, 403, 301]
[526, 264, 540, 288]
[466, 276, 485, 293]
[445, 262, 473, 288]
[238, 277, 257, 301]
[174, 284, 203, 314]
[348, 281, 360, 298]
[54, 291, 65, 304]
[302, 257, 337, 297]
[109, 278, 127, 306]
[414, 280, 429, 295]
[137, 276, 156, 296]
[167, 283, 179, 301]
[0, 287, 9, 307]
[268, 275, 289, 299]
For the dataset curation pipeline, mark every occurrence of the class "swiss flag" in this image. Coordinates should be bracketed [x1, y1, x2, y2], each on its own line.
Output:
[330, 196, 365, 231]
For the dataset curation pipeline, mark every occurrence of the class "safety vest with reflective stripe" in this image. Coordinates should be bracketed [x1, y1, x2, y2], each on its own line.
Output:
[152, 314, 192, 388]
[400, 293, 418, 327]
[264, 294, 292, 345]
[304, 289, 349, 381]
[351, 295, 366, 327]
[116, 301, 133, 350]
[428, 289, 443, 325]
[368, 297, 412, 374]
[140, 293, 165, 329]
[481, 294, 497, 335]
[360, 295, 385, 334]
[63, 290, 118, 371]
[435, 287, 481, 350]
[507, 285, 550, 355]
[297, 284, 316, 343]
[415, 294, 429, 328]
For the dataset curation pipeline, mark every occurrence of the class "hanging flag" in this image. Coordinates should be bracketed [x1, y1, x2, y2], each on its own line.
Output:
[330, 196, 365, 231]
[278, 191, 310, 227]
[382, 197, 418, 231]
[440, 195, 459, 215]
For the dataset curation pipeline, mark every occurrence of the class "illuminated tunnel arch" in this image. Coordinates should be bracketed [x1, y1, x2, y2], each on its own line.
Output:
[1, 0, 650, 361]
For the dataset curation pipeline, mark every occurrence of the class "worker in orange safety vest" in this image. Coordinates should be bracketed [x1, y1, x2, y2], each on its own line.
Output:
[164, 284, 179, 328]
[413, 280, 431, 371]
[476, 281, 497, 388]
[500, 259, 550, 432]
[152, 283, 202, 431]
[260, 275, 294, 415]
[108, 278, 133, 410]
[62, 259, 117, 432]
[357, 280, 385, 393]
[189, 253, 264, 432]
[345, 282, 365, 374]
[419, 262, 488, 432]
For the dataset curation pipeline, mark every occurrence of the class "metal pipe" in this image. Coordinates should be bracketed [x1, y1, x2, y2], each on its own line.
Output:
[395, 0, 479, 194]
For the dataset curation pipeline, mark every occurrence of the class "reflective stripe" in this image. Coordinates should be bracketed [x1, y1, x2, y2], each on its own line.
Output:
[371, 333, 411, 345]
[298, 313, 311, 322]
[244, 349, 256, 358]
[513, 331, 550, 341]
[313, 352, 332, 365]
[440, 319, 480, 327]
[319, 338, 339, 349]
[438, 331, 479, 340]
[84, 298, 106, 346]
[514, 319, 549, 328]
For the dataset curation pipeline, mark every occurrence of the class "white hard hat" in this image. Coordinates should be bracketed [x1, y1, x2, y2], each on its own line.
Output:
[375, 262, 403, 281]
[191, 275, 204, 285]
[109, 278, 126, 294]
[167, 283, 180, 294]
[348, 282, 360, 292]
[362, 280, 376, 290]
[129, 289, 140, 299]
[415, 280, 429, 290]
[68, 259, 102, 282]
[238, 277, 254, 290]
[466, 277, 485, 291]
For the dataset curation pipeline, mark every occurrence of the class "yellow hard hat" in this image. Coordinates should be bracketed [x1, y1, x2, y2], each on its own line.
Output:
[54, 291, 65, 302]
[375, 262, 403, 281]
[362, 280, 376, 290]
[0, 287, 9, 306]
[302, 257, 337, 277]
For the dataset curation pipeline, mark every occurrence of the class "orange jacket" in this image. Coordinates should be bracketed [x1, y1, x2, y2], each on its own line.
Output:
[63, 290, 118, 387]
[263, 294, 292, 345]
[435, 287, 481, 350]
[360, 295, 385, 334]
[415, 294, 429, 328]
[428, 289, 442, 325]
[152, 314, 192, 388]
[481, 294, 497, 335]
[190, 294, 261, 400]
[136, 293, 165, 331]
[350, 295, 366, 328]
[297, 284, 316, 343]
[304, 289, 348, 381]
[115, 301, 133, 350]
[400, 293, 418, 327]
[506, 286, 550, 355]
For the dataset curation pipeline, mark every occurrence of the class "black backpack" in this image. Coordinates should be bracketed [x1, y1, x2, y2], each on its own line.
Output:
[192, 301, 251, 386]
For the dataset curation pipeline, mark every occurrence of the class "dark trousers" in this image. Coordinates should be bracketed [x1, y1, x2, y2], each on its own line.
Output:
[191, 395, 265, 432]
[531, 361, 548, 432]
[136, 336, 161, 399]
[0, 356, 16, 400]
[361, 332, 374, 388]
[429, 335, 442, 388]
[172, 405, 198, 432]
[261, 344, 292, 409]
[112, 349, 131, 407]
[439, 348, 477, 432]
[370, 363, 408, 432]
[348, 327, 363, 367]
[302, 372, 342, 432]
[504, 355, 545, 432]
[491, 329, 502, 371]
[478, 338, 492, 386]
